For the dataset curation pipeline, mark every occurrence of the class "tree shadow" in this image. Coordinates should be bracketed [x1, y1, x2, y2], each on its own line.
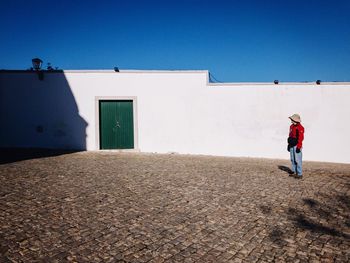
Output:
[294, 214, 344, 237]
[303, 198, 318, 208]
[278, 165, 294, 175]
[337, 194, 350, 209]
[0, 70, 88, 164]
[304, 198, 332, 219]
[287, 196, 350, 239]
[268, 193, 350, 248]
[259, 205, 272, 215]
[268, 226, 288, 246]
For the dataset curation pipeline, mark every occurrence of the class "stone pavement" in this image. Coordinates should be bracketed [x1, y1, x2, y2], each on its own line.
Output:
[0, 150, 349, 262]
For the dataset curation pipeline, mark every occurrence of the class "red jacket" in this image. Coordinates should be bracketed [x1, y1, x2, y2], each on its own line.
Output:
[289, 123, 304, 149]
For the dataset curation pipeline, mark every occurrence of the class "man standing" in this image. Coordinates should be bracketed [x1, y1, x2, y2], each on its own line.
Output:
[287, 114, 305, 179]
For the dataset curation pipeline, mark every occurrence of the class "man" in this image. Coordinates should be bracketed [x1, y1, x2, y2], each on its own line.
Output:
[287, 114, 305, 179]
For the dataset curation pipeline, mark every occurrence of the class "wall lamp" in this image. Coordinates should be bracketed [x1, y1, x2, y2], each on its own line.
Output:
[32, 58, 44, 80]
[32, 58, 42, 70]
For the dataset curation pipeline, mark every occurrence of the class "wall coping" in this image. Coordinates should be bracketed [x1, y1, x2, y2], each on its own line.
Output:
[1, 69, 349, 85]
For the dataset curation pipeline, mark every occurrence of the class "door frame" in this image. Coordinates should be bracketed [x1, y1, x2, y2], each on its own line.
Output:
[95, 96, 139, 151]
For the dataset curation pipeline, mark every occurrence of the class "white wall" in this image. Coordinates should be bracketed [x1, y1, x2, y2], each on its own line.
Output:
[1, 70, 350, 163]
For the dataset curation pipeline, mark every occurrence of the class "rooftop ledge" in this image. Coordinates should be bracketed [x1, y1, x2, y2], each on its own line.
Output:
[1, 69, 349, 85]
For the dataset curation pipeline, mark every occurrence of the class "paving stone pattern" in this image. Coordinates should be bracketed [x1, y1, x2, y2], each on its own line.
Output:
[1, 151, 350, 262]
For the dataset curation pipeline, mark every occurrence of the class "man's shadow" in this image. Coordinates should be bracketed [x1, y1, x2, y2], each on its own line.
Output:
[278, 165, 294, 175]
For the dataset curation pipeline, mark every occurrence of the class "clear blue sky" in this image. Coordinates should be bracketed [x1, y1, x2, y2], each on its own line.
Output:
[1, 0, 349, 82]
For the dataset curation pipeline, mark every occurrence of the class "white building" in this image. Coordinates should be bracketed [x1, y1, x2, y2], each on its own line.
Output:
[1, 70, 350, 163]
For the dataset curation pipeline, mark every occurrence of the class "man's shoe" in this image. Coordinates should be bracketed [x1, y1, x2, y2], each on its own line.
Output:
[295, 175, 303, 179]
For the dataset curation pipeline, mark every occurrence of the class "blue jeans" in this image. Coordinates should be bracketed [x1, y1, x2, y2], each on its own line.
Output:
[290, 146, 302, 176]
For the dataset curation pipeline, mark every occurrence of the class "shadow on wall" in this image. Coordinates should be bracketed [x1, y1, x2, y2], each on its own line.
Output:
[0, 70, 88, 162]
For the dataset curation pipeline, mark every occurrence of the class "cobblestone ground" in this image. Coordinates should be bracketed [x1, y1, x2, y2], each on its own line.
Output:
[1, 151, 350, 263]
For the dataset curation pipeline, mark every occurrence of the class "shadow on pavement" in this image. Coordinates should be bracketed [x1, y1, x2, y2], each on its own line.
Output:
[287, 195, 350, 239]
[259, 205, 272, 215]
[278, 165, 293, 175]
[0, 148, 81, 165]
[267, 192, 350, 247]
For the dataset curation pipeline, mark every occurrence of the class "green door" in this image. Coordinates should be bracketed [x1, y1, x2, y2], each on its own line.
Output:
[99, 100, 134, 149]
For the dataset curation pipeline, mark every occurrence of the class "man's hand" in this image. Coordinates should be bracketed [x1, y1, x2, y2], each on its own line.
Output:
[287, 145, 290, 152]
[296, 148, 301, 153]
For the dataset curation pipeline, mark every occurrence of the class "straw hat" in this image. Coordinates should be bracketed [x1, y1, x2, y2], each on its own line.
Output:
[289, 114, 301, 123]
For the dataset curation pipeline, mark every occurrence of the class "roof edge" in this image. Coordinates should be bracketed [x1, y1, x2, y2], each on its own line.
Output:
[208, 82, 350, 86]
[0, 69, 209, 74]
[1, 69, 350, 85]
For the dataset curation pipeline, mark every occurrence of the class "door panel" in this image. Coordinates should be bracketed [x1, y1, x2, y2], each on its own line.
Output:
[116, 101, 134, 149]
[99, 100, 134, 149]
